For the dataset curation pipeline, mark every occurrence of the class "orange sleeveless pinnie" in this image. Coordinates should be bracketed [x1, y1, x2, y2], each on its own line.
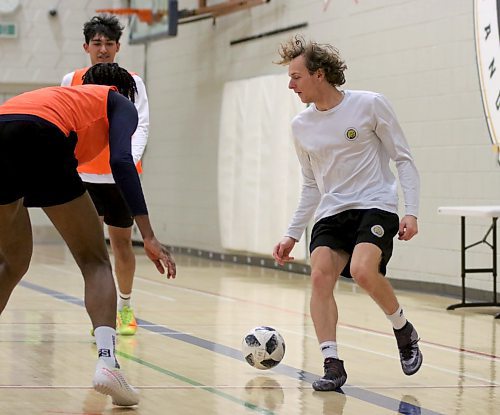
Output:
[0, 85, 115, 165]
[71, 67, 142, 175]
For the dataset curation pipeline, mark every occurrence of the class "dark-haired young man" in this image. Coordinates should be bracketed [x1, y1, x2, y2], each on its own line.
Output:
[273, 36, 423, 391]
[62, 14, 149, 336]
[0, 68, 176, 406]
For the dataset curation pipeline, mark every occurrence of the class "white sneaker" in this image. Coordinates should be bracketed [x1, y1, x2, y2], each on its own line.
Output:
[93, 359, 140, 406]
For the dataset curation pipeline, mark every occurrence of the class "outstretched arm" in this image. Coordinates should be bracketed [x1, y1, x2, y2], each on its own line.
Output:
[273, 140, 319, 266]
[134, 215, 176, 278]
[107, 91, 176, 278]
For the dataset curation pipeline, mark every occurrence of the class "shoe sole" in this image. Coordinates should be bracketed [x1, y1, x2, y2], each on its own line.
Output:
[93, 382, 138, 406]
[93, 368, 139, 406]
[312, 375, 347, 391]
[402, 350, 423, 376]
[117, 328, 137, 336]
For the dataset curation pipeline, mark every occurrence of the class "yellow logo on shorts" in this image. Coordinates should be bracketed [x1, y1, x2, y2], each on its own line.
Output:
[345, 128, 358, 141]
[371, 225, 384, 238]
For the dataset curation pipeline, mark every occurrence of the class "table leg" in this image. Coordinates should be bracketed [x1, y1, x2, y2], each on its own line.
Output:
[447, 216, 500, 314]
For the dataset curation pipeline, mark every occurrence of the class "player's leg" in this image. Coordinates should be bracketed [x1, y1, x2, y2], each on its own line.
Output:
[1, 117, 138, 406]
[0, 120, 34, 314]
[109, 225, 135, 295]
[43, 193, 116, 328]
[308, 214, 353, 391]
[350, 242, 399, 313]
[350, 209, 423, 376]
[42, 193, 139, 406]
[310, 246, 348, 344]
[32, 126, 138, 406]
[309, 246, 349, 391]
[0, 200, 33, 313]
[98, 185, 137, 336]
[83, 183, 137, 335]
[108, 224, 137, 335]
[350, 243, 423, 375]
[0, 119, 39, 314]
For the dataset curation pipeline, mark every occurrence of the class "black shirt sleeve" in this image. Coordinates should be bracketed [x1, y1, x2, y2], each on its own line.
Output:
[106, 90, 148, 216]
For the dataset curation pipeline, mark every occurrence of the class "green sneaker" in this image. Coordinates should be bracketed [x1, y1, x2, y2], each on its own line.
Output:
[117, 306, 137, 336]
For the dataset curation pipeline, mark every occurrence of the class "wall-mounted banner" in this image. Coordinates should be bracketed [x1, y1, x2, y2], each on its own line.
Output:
[475, 0, 500, 162]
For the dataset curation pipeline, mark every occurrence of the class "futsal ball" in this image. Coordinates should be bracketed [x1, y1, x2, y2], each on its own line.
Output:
[242, 326, 285, 370]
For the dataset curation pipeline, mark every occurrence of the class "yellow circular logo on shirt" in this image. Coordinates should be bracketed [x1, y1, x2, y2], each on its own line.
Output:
[345, 128, 358, 141]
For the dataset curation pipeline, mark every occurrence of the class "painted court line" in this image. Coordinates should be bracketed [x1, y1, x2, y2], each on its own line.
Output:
[278, 328, 500, 386]
[135, 276, 237, 302]
[116, 351, 275, 415]
[1, 383, 497, 390]
[135, 275, 499, 361]
[132, 288, 176, 301]
[18, 278, 444, 415]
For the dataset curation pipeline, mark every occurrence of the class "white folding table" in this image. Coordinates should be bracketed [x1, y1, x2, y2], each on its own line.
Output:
[437, 206, 500, 318]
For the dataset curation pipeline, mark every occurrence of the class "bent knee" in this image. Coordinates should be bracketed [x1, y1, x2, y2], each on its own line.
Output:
[310, 269, 337, 293]
[350, 263, 377, 287]
[110, 238, 134, 256]
[77, 256, 112, 278]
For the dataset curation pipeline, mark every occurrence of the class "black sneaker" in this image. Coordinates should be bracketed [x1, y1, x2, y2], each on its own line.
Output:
[394, 321, 423, 376]
[312, 358, 347, 391]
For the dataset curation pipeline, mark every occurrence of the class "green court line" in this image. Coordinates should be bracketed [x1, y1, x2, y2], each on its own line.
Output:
[116, 350, 275, 415]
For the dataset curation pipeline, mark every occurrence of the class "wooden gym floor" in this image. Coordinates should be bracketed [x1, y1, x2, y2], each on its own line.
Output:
[0, 243, 498, 414]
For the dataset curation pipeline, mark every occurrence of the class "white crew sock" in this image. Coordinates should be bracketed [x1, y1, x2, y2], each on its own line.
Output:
[386, 306, 407, 330]
[94, 326, 118, 368]
[319, 341, 338, 360]
[118, 293, 131, 310]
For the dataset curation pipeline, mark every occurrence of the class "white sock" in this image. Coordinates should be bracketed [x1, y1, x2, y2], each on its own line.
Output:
[319, 341, 338, 360]
[387, 306, 407, 330]
[118, 293, 131, 310]
[94, 326, 118, 368]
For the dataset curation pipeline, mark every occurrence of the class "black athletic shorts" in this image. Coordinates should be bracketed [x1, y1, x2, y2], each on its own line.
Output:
[0, 115, 85, 207]
[310, 208, 400, 278]
[84, 182, 134, 228]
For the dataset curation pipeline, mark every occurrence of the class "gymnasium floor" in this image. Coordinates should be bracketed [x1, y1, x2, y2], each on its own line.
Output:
[0, 244, 498, 414]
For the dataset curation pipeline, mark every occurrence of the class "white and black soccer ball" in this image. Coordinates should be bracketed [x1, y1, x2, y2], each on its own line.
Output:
[242, 326, 285, 370]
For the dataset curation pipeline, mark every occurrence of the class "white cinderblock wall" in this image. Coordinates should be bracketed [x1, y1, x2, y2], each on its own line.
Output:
[1, 0, 498, 294]
[139, 0, 499, 293]
[0, 0, 142, 233]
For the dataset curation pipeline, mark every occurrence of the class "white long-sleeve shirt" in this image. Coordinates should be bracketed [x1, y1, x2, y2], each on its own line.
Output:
[286, 90, 420, 241]
[61, 71, 149, 184]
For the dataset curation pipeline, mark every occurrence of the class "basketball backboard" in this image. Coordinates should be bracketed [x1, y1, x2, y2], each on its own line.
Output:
[128, 0, 178, 44]
[98, 1, 272, 44]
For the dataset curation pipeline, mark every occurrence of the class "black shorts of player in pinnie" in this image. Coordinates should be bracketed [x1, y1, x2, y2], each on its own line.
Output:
[0, 115, 85, 207]
[84, 182, 134, 228]
[310, 208, 400, 278]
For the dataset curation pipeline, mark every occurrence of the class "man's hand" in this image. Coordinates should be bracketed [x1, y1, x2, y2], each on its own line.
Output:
[398, 215, 418, 241]
[272, 236, 297, 266]
[143, 237, 176, 278]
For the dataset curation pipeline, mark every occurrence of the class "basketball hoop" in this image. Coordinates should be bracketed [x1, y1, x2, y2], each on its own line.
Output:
[96, 8, 167, 25]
